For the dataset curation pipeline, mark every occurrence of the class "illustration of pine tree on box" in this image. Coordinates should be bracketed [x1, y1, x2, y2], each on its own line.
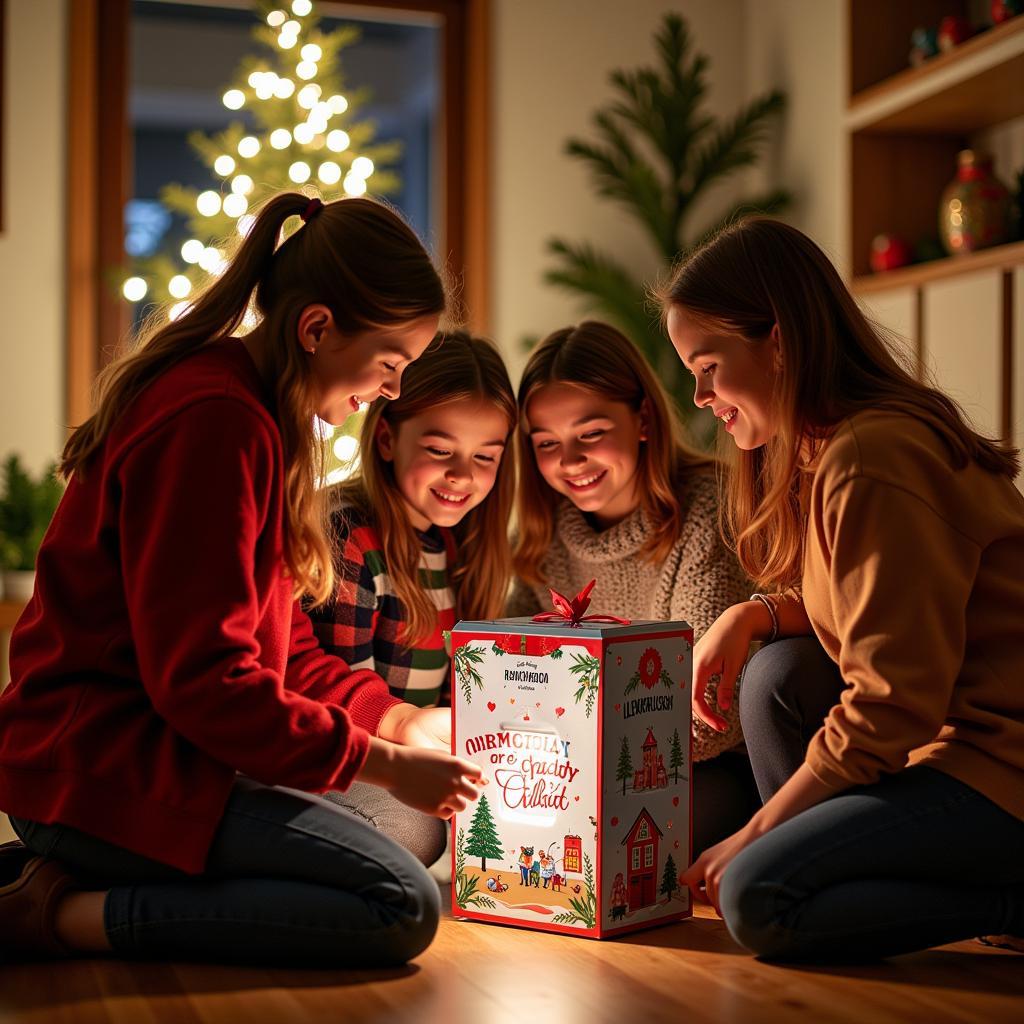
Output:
[464, 793, 503, 871]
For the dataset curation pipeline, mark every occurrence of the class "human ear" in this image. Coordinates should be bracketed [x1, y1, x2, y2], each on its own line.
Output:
[770, 323, 783, 372]
[375, 419, 395, 461]
[296, 304, 335, 355]
[638, 399, 651, 442]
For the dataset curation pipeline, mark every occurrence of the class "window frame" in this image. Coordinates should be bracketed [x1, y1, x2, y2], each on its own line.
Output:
[66, 0, 489, 428]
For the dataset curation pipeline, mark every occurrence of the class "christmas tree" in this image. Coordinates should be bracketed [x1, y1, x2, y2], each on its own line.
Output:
[124, 0, 400, 321]
[660, 852, 679, 900]
[464, 793, 503, 871]
[615, 735, 634, 796]
[121, 1, 402, 483]
[669, 727, 684, 783]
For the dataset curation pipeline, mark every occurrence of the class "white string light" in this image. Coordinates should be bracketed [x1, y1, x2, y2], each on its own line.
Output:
[238, 136, 260, 158]
[273, 77, 296, 99]
[168, 274, 192, 299]
[293, 123, 315, 145]
[267, 10, 286, 28]
[231, 174, 255, 195]
[223, 193, 248, 218]
[296, 61, 318, 80]
[326, 129, 350, 152]
[222, 89, 245, 110]
[328, 94, 348, 114]
[168, 301, 191, 321]
[292, 0, 313, 16]
[288, 161, 312, 183]
[300, 43, 322, 62]
[270, 128, 292, 149]
[317, 160, 341, 184]
[196, 190, 222, 216]
[297, 84, 321, 109]
[343, 173, 366, 196]
[350, 156, 374, 178]
[181, 239, 205, 263]
[237, 214, 256, 237]
[122, 277, 147, 302]
[213, 154, 236, 176]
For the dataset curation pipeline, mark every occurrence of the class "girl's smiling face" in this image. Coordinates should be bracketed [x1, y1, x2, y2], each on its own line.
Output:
[306, 312, 440, 426]
[666, 305, 779, 450]
[376, 399, 511, 531]
[524, 382, 647, 528]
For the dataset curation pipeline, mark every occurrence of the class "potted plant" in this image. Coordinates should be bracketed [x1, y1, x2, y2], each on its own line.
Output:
[0, 454, 64, 602]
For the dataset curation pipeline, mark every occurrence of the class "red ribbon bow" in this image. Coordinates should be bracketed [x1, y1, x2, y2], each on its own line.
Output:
[531, 579, 631, 628]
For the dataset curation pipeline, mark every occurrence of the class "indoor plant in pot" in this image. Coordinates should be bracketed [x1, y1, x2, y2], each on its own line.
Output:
[0, 454, 64, 602]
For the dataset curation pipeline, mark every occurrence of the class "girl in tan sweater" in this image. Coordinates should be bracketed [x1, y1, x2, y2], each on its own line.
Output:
[509, 321, 756, 856]
[662, 218, 1024, 962]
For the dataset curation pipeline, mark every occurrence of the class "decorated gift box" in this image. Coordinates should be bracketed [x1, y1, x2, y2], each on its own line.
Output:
[449, 582, 693, 939]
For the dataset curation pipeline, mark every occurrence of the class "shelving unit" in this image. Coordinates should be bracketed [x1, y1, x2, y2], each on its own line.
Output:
[847, 1, 1024, 284]
[845, 2, 1023, 456]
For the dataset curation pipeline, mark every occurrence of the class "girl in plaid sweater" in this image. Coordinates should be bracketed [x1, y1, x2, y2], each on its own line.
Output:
[309, 334, 517, 862]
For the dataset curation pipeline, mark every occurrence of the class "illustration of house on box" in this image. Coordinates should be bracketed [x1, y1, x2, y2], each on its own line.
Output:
[622, 808, 662, 910]
[632, 728, 668, 792]
[563, 834, 582, 875]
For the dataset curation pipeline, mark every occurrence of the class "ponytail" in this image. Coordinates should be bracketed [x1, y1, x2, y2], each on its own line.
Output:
[61, 192, 309, 478]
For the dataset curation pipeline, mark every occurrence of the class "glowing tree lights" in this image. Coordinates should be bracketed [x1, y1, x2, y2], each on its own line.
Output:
[126, 0, 400, 319]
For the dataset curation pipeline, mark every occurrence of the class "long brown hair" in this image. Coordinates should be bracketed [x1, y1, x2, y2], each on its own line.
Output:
[61, 192, 446, 603]
[660, 216, 1019, 591]
[336, 331, 517, 644]
[513, 320, 713, 586]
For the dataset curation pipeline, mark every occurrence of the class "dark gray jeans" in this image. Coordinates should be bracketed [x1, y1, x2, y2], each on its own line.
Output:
[11, 777, 441, 966]
[724, 637, 1024, 961]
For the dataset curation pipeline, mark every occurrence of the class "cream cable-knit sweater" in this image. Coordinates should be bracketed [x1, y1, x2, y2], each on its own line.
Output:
[508, 471, 749, 761]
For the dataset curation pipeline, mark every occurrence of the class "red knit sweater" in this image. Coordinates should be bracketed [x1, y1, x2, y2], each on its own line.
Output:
[0, 340, 401, 873]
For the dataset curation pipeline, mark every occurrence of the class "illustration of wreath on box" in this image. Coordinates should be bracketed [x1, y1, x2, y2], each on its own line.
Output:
[623, 647, 675, 695]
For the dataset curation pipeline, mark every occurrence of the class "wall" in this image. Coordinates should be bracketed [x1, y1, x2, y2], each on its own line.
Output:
[741, 0, 846, 271]
[490, 0, 749, 379]
[0, 0, 68, 474]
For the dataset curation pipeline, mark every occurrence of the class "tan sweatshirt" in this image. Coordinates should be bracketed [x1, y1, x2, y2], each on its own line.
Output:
[780, 409, 1024, 820]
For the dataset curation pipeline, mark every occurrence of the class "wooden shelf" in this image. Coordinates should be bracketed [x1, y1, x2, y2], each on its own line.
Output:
[0, 600, 27, 631]
[846, 16, 1024, 134]
[852, 238, 1024, 294]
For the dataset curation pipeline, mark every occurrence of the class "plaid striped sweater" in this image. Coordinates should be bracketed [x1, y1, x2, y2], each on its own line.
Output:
[309, 505, 456, 707]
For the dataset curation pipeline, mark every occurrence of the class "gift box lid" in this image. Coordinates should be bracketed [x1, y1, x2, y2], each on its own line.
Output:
[453, 616, 691, 639]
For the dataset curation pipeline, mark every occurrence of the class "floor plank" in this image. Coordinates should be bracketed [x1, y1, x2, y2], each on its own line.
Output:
[1, 896, 1021, 1024]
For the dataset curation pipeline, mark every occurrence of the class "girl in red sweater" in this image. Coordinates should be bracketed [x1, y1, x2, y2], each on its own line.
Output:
[0, 193, 483, 966]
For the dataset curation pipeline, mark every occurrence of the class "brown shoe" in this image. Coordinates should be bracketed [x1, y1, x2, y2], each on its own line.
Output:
[0, 856, 76, 958]
[978, 934, 1024, 953]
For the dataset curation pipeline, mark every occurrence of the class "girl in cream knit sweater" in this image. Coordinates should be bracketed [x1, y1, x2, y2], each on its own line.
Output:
[510, 321, 756, 854]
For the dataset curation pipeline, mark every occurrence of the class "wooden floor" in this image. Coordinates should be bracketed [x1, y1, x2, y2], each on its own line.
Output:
[1, 893, 1022, 1024]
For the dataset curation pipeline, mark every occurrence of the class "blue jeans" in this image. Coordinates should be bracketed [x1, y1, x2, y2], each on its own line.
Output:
[11, 777, 440, 966]
[724, 638, 1024, 961]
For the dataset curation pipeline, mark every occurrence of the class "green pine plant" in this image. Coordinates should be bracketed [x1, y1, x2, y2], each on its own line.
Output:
[544, 13, 790, 437]
[0, 455, 64, 572]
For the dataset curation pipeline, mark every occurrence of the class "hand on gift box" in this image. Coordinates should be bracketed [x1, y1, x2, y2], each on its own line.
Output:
[359, 737, 486, 819]
[384, 705, 452, 752]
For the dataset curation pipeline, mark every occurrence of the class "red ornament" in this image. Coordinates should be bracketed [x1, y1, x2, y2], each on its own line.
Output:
[992, 1, 1023, 26]
[638, 647, 663, 690]
[870, 233, 912, 273]
[937, 15, 973, 51]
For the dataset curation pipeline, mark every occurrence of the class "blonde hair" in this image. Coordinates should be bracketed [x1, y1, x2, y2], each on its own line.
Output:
[513, 320, 713, 586]
[336, 331, 517, 644]
[61, 192, 446, 604]
[659, 216, 1019, 591]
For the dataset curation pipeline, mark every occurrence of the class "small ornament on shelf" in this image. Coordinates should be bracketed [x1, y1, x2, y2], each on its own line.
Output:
[991, 1, 1023, 26]
[869, 234, 913, 274]
[937, 15, 975, 51]
[939, 150, 1013, 255]
[909, 25, 939, 67]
